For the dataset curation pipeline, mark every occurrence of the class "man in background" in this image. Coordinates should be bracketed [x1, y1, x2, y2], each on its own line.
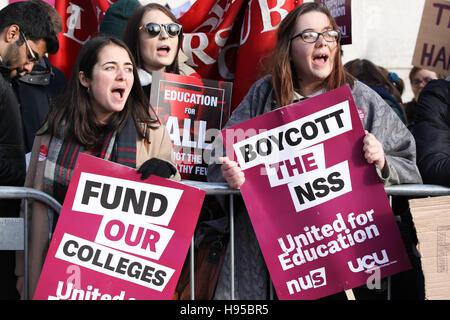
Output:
[13, 0, 67, 155]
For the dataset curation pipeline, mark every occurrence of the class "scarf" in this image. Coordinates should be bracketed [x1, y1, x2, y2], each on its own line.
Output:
[43, 115, 137, 204]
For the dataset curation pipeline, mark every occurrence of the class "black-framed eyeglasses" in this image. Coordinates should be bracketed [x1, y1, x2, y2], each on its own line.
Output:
[21, 32, 39, 63]
[291, 29, 340, 43]
[139, 22, 182, 38]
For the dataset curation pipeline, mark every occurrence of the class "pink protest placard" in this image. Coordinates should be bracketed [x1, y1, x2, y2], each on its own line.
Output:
[221, 85, 411, 300]
[33, 153, 205, 300]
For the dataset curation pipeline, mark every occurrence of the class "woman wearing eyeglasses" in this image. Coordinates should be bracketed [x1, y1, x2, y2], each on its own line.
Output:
[208, 3, 424, 300]
[404, 67, 439, 127]
[123, 3, 197, 99]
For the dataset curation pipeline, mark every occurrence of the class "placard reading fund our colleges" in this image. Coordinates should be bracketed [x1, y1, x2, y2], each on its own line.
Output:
[221, 86, 411, 300]
[33, 153, 205, 300]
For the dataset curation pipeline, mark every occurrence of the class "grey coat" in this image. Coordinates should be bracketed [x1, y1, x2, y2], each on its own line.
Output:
[207, 75, 421, 300]
[209, 75, 421, 185]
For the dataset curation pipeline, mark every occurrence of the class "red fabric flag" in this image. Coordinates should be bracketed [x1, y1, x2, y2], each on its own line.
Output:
[179, 0, 302, 111]
[49, 0, 301, 107]
[49, 0, 111, 79]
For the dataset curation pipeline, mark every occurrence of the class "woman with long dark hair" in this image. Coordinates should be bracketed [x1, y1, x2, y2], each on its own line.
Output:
[208, 3, 424, 300]
[16, 36, 179, 298]
[123, 3, 197, 98]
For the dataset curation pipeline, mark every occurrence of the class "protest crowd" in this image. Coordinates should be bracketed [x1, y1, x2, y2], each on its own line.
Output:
[0, 0, 449, 301]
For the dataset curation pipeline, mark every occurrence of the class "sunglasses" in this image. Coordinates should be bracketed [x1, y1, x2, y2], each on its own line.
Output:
[139, 22, 182, 38]
[21, 32, 39, 63]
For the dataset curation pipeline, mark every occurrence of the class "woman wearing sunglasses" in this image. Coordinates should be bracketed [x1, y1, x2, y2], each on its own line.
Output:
[208, 3, 424, 300]
[123, 3, 197, 98]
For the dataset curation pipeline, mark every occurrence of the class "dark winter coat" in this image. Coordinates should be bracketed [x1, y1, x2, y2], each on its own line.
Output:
[0, 68, 26, 217]
[413, 79, 450, 186]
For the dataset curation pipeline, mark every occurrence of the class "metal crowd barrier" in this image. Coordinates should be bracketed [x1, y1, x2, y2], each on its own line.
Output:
[1, 183, 450, 300]
[0, 186, 62, 300]
[183, 182, 450, 300]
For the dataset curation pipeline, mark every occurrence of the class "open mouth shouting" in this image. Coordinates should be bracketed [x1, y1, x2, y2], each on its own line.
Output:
[111, 87, 126, 101]
[157, 44, 171, 56]
[313, 52, 329, 66]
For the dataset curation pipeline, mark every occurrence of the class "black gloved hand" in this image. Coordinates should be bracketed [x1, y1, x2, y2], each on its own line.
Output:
[137, 158, 177, 180]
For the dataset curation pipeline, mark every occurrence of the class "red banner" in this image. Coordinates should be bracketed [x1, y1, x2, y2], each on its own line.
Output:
[49, 0, 110, 79]
[47, 0, 301, 109]
[179, 0, 302, 110]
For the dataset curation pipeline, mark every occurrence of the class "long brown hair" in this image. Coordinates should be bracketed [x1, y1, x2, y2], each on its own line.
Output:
[270, 2, 354, 107]
[345, 59, 403, 104]
[123, 3, 181, 74]
[41, 36, 158, 149]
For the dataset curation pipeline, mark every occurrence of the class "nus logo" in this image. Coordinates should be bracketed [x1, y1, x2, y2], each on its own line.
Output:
[347, 249, 389, 273]
[286, 267, 327, 295]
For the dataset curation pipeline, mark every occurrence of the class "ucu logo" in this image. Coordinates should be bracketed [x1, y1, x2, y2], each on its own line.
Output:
[347, 250, 389, 273]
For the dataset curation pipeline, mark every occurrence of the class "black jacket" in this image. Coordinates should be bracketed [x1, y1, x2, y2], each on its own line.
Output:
[0, 68, 26, 218]
[12, 56, 67, 153]
[413, 79, 450, 186]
